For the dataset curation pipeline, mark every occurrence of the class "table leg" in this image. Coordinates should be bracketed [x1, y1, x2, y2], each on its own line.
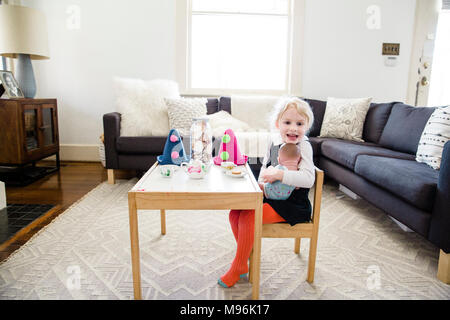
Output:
[251, 201, 263, 300]
[160, 209, 166, 235]
[128, 193, 142, 300]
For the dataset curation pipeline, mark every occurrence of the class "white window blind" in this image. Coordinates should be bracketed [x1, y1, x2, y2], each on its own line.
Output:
[178, 0, 303, 95]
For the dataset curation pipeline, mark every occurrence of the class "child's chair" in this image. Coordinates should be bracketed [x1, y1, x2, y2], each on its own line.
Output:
[249, 167, 324, 283]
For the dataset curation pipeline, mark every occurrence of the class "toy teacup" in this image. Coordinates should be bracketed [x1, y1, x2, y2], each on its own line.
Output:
[159, 165, 179, 178]
[180, 159, 207, 179]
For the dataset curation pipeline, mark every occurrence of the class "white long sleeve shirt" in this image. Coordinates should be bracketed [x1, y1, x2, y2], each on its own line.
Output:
[258, 135, 315, 189]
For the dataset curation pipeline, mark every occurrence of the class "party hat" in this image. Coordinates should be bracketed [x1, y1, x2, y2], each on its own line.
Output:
[213, 128, 248, 165]
[157, 129, 190, 165]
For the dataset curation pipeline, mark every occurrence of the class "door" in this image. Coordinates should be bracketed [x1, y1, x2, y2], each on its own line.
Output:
[406, 0, 441, 106]
[23, 105, 40, 155]
[22, 103, 59, 162]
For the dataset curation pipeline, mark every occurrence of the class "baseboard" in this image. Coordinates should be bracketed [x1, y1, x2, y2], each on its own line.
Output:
[44, 144, 101, 162]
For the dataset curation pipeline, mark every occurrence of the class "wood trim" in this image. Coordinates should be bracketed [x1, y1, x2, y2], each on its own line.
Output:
[251, 199, 263, 300]
[262, 223, 313, 238]
[107, 169, 115, 184]
[128, 192, 142, 300]
[134, 192, 259, 210]
[160, 209, 166, 235]
[0, 205, 62, 252]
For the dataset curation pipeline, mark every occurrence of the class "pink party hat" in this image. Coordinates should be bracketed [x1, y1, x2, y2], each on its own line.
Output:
[213, 128, 248, 165]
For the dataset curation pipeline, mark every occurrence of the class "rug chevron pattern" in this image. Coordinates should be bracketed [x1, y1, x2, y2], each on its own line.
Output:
[0, 179, 449, 300]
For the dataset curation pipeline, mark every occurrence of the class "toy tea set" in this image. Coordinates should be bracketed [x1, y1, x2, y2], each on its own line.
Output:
[157, 119, 248, 179]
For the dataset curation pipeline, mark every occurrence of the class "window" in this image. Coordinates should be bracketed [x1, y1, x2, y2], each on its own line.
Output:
[176, 0, 304, 95]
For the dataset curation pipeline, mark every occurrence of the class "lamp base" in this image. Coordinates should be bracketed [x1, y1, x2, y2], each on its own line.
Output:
[16, 54, 37, 99]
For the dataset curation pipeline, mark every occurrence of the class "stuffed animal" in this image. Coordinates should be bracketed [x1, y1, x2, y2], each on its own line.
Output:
[213, 128, 248, 165]
[157, 129, 190, 165]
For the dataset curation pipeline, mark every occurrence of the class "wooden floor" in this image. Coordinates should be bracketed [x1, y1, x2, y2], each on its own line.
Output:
[1, 161, 109, 262]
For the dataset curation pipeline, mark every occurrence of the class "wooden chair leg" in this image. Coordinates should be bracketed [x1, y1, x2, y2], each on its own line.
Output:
[307, 236, 318, 283]
[294, 238, 301, 254]
[437, 250, 450, 284]
[160, 209, 166, 235]
[107, 169, 116, 184]
[249, 249, 253, 283]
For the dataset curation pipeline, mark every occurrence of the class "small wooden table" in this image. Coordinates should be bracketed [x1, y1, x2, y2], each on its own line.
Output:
[128, 162, 264, 300]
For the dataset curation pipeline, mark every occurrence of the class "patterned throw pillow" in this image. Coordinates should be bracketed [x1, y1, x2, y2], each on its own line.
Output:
[416, 106, 450, 170]
[319, 97, 372, 142]
[165, 97, 207, 136]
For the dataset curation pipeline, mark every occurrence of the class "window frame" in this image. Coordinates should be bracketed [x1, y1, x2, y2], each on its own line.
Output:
[176, 0, 305, 96]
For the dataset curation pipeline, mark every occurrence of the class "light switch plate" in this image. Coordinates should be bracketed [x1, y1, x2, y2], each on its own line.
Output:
[382, 43, 400, 55]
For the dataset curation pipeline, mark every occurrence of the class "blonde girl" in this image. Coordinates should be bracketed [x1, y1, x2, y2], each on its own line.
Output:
[219, 97, 315, 288]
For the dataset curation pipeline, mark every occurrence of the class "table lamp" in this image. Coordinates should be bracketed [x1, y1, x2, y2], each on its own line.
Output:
[0, 5, 50, 98]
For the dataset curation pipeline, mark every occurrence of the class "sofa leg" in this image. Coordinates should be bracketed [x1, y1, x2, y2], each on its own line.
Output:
[107, 169, 116, 184]
[437, 250, 450, 284]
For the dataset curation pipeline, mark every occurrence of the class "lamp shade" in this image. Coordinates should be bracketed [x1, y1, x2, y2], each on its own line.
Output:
[0, 5, 49, 60]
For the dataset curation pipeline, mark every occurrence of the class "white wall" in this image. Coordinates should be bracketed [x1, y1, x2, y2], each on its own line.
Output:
[301, 0, 416, 103]
[22, 0, 176, 156]
[21, 0, 417, 160]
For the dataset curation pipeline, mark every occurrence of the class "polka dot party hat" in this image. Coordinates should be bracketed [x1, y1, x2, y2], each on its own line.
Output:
[157, 129, 190, 165]
[213, 128, 248, 165]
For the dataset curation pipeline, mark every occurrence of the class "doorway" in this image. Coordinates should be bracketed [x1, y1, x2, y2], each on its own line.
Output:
[428, 9, 450, 106]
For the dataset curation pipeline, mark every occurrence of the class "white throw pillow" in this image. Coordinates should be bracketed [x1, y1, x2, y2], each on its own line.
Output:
[114, 77, 180, 136]
[319, 97, 372, 142]
[204, 110, 252, 137]
[416, 106, 450, 170]
[165, 97, 208, 136]
[230, 95, 280, 130]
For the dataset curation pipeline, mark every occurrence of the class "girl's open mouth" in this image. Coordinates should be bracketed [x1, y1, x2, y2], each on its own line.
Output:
[286, 133, 299, 140]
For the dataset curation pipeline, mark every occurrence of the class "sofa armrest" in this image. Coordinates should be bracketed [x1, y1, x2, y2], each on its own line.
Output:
[429, 140, 450, 253]
[103, 112, 121, 169]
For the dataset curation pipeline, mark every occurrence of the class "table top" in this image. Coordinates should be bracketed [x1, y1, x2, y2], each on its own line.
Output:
[131, 162, 261, 194]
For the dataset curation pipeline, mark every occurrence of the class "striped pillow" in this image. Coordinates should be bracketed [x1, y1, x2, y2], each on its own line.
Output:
[416, 106, 450, 169]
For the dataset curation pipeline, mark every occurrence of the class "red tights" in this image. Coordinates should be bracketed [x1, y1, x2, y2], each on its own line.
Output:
[219, 203, 285, 287]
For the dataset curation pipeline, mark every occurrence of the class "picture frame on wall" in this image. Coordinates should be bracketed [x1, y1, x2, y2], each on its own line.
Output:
[0, 70, 24, 98]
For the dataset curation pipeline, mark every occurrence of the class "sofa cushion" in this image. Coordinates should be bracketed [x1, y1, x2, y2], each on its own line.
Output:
[304, 98, 327, 137]
[166, 97, 207, 136]
[416, 106, 450, 170]
[378, 103, 436, 154]
[321, 139, 415, 170]
[354, 155, 439, 212]
[362, 102, 396, 143]
[308, 136, 327, 157]
[206, 98, 219, 115]
[117, 136, 172, 154]
[319, 97, 372, 142]
[219, 97, 231, 114]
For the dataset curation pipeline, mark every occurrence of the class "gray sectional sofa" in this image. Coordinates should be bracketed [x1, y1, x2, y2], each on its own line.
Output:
[103, 97, 450, 283]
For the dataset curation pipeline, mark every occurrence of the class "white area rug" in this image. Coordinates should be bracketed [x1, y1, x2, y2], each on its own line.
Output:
[0, 179, 449, 300]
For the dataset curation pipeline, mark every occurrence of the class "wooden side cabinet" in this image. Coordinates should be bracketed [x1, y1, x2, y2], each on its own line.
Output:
[0, 99, 59, 184]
